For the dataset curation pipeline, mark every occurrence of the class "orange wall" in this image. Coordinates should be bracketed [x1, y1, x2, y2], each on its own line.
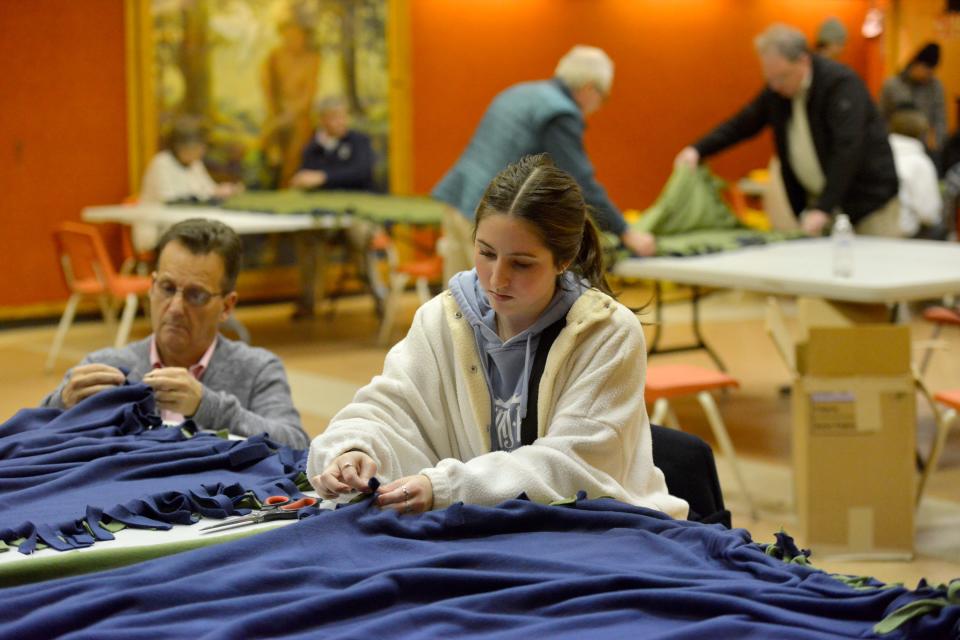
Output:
[0, 0, 925, 312]
[411, 0, 873, 210]
[0, 0, 128, 308]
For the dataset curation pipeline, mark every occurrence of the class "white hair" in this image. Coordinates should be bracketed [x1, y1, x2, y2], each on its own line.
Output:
[754, 23, 809, 61]
[315, 95, 348, 114]
[554, 45, 614, 94]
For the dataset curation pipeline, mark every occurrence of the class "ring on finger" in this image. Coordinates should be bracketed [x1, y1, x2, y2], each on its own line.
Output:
[401, 485, 410, 500]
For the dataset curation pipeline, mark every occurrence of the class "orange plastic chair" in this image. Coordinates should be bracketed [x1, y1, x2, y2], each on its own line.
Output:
[917, 388, 960, 504]
[119, 222, 156, 276]
[375, 230, 444, 345]
[45, 222, 153, 372]
[645, 364, 756, 518]
[918, 306, 960, 375]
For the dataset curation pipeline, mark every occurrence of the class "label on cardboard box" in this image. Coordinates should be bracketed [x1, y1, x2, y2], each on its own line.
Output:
[809, 392, 857, 434]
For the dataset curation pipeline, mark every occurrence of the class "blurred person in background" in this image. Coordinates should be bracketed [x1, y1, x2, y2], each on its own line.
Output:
[675, 23, 898, 237]
[432, 45, 655, 283]
[880, 43, 947, 164]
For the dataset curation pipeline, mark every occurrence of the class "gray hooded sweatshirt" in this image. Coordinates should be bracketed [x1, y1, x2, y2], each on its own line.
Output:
[449, 269, 585, 452]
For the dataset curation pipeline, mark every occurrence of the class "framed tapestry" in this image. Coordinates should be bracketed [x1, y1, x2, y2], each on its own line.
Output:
[124, 0, 410, 195]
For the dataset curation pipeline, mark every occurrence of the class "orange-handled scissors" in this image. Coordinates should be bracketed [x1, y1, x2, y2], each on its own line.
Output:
[200, 495, 318, 534]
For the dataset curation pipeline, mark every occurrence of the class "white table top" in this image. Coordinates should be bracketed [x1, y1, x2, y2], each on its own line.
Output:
[1, 433, 339, 566]
[614, 237, 960, 304]
[82, 203, 346, 235]
[0, 492, 338, 565]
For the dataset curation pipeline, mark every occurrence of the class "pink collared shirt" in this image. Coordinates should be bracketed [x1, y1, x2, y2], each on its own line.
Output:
[149, 336, 217, 424]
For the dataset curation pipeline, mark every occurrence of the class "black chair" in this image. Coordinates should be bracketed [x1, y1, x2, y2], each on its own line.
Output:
[650, 424, 731, 528]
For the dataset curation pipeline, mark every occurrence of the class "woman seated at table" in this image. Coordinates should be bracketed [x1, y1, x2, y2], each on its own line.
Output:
[140, 115, 243, 205]
[134, 116, 245, 253]
[308, 153, 688, 519]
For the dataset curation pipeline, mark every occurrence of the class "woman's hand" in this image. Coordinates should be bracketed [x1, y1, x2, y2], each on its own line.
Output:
[312, 451, 377, 498]
[377, 474, 434, 515]
[213, 182, 244, 200]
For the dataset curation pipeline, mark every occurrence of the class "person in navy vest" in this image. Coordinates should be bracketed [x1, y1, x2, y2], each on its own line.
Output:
[432, 45, 656, 282]
[289, 96, 375, 191]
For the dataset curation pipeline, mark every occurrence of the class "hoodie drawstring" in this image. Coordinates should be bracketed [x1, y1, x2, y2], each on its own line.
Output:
[519, 333, 533, 420]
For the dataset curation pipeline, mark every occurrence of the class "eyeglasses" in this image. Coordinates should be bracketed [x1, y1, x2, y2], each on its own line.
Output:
[151, 276, 224, 307]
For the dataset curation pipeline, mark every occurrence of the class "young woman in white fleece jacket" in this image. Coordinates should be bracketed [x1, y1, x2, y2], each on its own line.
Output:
[308, 154, 688, 520]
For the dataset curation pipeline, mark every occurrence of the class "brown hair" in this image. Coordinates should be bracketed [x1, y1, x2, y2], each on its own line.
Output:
[167, 115, 207, 152]
[155, 218, 242, 293]
[473, 153, 613, 296]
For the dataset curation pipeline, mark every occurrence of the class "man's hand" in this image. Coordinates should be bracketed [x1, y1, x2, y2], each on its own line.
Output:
[142, 367, 203, 417]
[622, 229, 657, 257]
[800, 209, 831, 236]
[674, 146, 700, 169]
[312, 451, 377, 498]
[290, 169, 327, 189]
[377, 474, 434, 515]
[61, 364, 126, 409]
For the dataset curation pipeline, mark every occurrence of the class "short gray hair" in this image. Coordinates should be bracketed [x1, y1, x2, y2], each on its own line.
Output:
[554, 45, 614, 94]
[315, 95, 348, 114]
[754, 24, 809, 61]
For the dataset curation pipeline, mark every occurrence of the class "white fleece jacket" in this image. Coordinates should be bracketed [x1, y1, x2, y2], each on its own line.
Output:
[307, 288, 689, 519]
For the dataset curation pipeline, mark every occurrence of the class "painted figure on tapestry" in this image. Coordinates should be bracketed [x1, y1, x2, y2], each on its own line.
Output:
[261, 19, 321, 187]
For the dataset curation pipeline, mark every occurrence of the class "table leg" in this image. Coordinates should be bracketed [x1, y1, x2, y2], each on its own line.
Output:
[348, 219, 386, 316]
[646, 282, 727, 371]
[648, 280, 664, 354]
[295, 231, 329, 317]
[691, 287, 728, 372]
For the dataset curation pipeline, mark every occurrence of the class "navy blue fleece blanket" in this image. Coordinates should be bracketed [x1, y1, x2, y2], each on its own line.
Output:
[0, 496, 956, 639]
[0, 384, 307, 553]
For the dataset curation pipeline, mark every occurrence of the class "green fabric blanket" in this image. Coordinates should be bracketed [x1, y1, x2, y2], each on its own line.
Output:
[222, 190, 444, 225]
[634, 165, 742, 236]
[629, 166, 803, 257]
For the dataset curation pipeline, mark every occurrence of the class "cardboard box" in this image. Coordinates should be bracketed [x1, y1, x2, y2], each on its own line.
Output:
[766, 299, 915, 559]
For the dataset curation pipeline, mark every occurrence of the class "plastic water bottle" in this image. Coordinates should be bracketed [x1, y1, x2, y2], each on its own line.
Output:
[831, 213, 854, 278]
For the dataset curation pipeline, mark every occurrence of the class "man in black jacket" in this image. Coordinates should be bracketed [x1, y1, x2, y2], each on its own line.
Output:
[676, 23, 898, 237]
[290, 96, 375, 191]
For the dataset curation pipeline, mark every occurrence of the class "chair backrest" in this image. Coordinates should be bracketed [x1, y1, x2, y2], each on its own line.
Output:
[52, 222, 120, 295]
[650, 424, 730, 527]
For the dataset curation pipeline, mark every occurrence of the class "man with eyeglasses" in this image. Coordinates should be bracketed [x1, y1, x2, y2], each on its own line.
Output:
[674, 23, 899, 237]
[42, 219, 308, 449]
[432, 45, 656, 283]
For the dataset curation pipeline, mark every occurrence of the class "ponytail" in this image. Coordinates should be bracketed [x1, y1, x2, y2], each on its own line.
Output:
[571, 212, 614, 297]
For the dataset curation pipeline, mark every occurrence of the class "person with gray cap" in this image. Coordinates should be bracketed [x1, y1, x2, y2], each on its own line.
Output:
[880, 43, 947, 155]
[814, 17, 847, 60]
[432, 45, 655, 283]
[675, 23, 898, 237]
